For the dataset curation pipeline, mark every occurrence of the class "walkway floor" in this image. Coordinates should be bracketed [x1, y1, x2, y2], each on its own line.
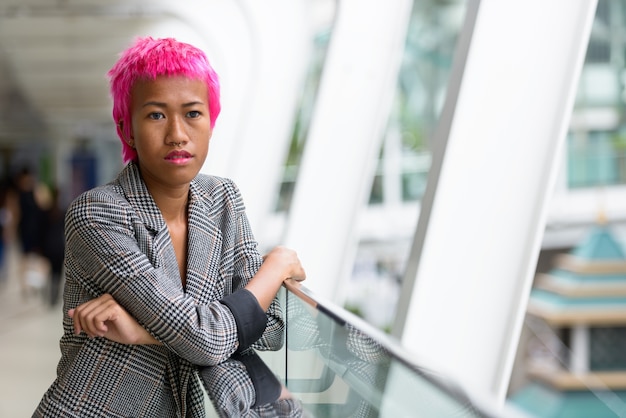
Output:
[0, 244, 61, 417]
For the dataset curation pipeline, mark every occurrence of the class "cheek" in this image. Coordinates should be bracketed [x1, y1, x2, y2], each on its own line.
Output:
[200, 128, 212, 151]
[195, 135, 210, 162]
[133, 122, 159, 144]
[198, 139, 210, 157]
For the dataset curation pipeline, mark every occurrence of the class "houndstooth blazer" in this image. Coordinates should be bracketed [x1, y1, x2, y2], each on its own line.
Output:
[34, 162, 283, 418]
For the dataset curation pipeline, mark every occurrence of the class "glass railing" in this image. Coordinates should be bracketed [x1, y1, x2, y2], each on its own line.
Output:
[281, 279, 529, 418]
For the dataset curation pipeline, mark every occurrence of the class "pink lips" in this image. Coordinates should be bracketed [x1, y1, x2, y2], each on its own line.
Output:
[165, 150, 193, 164]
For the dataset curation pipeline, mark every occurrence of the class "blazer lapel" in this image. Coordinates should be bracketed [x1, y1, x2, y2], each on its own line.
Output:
[119, 163, 166, 233]
[118, 163, 183, 290]
[185, 180, 225, 304]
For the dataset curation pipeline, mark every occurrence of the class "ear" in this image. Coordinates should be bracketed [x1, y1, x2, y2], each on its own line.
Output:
[118, 120, 135, 148]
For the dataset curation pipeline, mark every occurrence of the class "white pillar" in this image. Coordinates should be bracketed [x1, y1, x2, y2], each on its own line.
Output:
[392, 0, 597, 406]
[282, 0, 413, 302]
[222, 1, 314, 238]
[570, 325, 590, 374]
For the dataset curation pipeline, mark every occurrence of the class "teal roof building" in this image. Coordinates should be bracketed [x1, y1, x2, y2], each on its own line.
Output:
[510, 224, 626, 417]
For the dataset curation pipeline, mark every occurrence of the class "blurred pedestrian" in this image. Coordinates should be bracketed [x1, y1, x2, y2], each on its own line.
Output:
[0, 177, 12, 286]
[14, 166, 46, 296]
[39, 185, 65, 307]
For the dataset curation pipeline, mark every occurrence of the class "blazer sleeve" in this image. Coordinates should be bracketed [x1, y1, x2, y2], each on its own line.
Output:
[230, 207, 285, 352]
[63, 189, 265, 367]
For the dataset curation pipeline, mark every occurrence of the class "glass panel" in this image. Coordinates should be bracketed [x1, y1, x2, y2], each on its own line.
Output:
[350, 0, 468, 335]
[568, 0, 626, 188]
[381, 0, 468, 205]
[567, 131, 625, 188]
[275, 0, 337, 213]
[284, 285, 491, 417]
[368, 174, 384, 205]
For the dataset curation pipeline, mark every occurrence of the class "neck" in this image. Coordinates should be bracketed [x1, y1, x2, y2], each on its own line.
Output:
[156, 193, 189, 224]
[136, 165, 190, 223]
[143, 182, 189, 223]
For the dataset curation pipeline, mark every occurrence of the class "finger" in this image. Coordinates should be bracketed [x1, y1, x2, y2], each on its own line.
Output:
[68, 308, 83, 335]
[71, 295, 107, 336]
[74, 300, 103, 336]
[84, 302, 117, 337]
[72, 305, 100, 337]
[74, 296, 115, 337]
[291, 264, 306, 281]
[291, 274, 306, 282]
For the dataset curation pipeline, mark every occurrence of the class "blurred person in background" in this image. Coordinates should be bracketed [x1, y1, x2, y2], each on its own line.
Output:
[0, 176, 13, 287]
[39, 184, 66, 307]
[14, 166, 47, 297]
[16, 166, 41, 253]
[34, 37, 305, 418]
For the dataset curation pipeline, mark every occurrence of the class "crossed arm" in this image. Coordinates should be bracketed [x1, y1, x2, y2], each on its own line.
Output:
[70, 246, 305, 345]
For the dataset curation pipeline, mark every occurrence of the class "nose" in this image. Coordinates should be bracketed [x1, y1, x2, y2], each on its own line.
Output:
[165, 115, 189, 145]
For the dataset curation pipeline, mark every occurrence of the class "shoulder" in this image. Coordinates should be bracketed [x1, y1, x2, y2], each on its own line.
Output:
[192, 174, 245, 212]
[69, 181, 126, 210]
[66, 181, 130, 226]
[193, 174, 238, 194]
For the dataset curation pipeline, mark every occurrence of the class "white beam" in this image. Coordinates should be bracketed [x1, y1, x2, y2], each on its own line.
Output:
[221, 1, 313, 238]
[393, 0, 597, 406]
[282, 0, 412, 302]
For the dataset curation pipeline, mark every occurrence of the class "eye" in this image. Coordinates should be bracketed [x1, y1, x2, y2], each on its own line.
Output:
[187, 110, 201, 118]
[148, 112, 164, 120]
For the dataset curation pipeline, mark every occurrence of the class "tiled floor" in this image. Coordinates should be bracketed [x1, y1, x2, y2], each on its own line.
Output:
[0, 244, 61, 417]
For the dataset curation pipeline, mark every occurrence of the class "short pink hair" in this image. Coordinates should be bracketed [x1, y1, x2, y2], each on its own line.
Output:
[108, 36, 221, 163]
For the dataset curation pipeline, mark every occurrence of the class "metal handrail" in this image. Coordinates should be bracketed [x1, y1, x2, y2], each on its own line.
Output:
[281, 279, 514, 418]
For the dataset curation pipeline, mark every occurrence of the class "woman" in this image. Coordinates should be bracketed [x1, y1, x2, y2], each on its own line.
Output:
[34, 37, 305, 417]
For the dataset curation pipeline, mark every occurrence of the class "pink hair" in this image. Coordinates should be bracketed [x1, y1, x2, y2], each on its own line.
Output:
[108, 36, 221, 164]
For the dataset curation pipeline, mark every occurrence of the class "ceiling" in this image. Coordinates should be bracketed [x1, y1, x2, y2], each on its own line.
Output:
[0, 0, 335, 194]
[0, 0, 226, 144]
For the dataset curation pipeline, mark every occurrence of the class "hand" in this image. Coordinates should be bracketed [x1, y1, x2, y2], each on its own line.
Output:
[246, 246, 306, 311]
[68, 294, 160, 345]
[262, 246, 306, 283]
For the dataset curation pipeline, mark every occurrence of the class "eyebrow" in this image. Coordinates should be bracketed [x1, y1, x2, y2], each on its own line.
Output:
[141, 101, 205, 108]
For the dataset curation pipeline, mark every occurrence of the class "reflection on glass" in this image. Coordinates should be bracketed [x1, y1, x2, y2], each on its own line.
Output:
[284, 283, 490, 417]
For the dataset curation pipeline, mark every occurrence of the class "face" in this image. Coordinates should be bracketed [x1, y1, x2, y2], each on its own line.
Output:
[128, 75, 212, 191]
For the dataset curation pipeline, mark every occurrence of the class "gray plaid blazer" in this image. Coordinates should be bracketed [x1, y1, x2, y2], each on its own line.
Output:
[34, 162, 283, 417]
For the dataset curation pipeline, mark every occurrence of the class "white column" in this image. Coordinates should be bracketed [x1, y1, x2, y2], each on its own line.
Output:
[570, 325, 590, 374]
[282, 0, 413, 302]
[392, 0, 597, 406]
[221, 1, 314, 238]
